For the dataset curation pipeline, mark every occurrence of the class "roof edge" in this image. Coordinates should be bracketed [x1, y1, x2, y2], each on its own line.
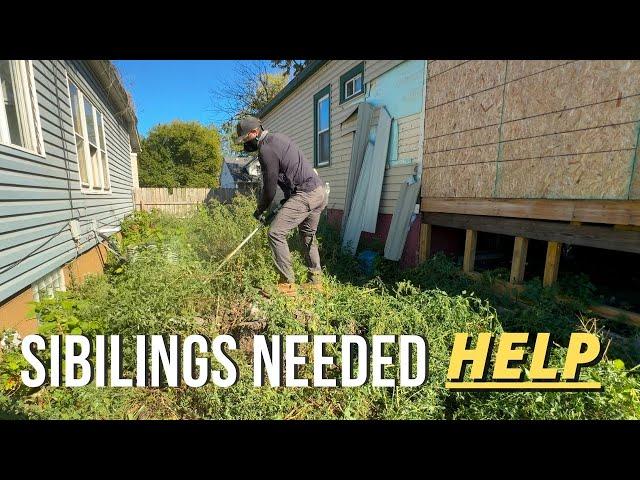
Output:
[86, 60, 141, 153]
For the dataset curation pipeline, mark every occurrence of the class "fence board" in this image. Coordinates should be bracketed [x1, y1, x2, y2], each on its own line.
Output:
[132, 187, 254, 216]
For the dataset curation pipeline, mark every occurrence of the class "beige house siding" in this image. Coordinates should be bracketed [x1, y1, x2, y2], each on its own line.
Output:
[261, 60, 423, 215]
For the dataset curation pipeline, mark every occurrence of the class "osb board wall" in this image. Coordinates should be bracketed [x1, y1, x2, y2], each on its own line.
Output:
[422, 60, 640, 200]
[631, 141, 640, 198]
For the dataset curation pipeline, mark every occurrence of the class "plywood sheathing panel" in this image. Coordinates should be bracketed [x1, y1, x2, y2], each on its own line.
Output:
[428, 61, 468, 77]
[630, 130, 640, 199]
[496, 151, 631, 199]
[425, 87, 504, 139]
[501, 123, 637, 163]
[502, 61, 640, 122]
[422, 61, 507, 198]
[426, 60, 505, 109]
[423, 161, 497, 198]
[506, 60, 572, 81]
[422, 60, 640, 201]
[501, 96, 639, 141]
[427, 124, 500, 155]
[497, 60, 640, 199]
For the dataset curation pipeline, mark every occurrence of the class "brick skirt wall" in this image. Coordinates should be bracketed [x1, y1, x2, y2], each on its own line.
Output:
[0, 241, 110, 337]
[325, 209, 421, 269]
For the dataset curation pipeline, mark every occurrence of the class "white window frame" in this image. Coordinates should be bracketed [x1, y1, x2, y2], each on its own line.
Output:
[0, 60, 45, 157]
[31, 268, 66, 303]
[65, 72, 111, 194]
[343, 73, 363, 102]
[316, 93, 330, 167]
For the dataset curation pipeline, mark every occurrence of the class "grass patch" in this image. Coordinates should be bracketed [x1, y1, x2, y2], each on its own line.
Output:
[1, 194, 638, 419]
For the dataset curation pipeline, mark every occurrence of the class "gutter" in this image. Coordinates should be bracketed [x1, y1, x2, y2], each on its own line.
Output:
[86, 60, 141, 153]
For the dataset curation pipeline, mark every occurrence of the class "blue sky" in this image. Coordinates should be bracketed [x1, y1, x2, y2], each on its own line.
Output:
[113, 60, 279, 137]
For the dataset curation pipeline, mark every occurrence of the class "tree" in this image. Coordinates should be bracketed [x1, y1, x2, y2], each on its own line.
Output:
[211, 61, 288, 121]
[211, 61, 289, 156]
[137, 121, 223, 188]
[271, 60, 308, 77]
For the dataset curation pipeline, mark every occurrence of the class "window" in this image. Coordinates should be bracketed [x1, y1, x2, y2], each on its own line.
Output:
[67, 78, 110, 193]
[32, 268, 66, 303]
[314, 85, 331, 167]
[339, 62, 365, 104]
[0, 60, 44, 155]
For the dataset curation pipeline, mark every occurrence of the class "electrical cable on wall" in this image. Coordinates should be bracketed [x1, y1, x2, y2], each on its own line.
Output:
[54, 59, 82, 265]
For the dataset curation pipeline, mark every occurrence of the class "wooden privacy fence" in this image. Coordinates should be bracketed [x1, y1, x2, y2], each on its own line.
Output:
[133, 187, 256, 216]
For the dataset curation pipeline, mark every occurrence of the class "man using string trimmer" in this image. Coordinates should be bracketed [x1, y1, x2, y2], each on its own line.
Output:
[236, 116, 328, 297]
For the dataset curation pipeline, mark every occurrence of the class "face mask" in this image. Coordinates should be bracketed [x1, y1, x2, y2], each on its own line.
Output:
[243, 137, 259, 152]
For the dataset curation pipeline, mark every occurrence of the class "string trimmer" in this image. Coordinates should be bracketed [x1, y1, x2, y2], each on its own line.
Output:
[212, 205, 282, 273]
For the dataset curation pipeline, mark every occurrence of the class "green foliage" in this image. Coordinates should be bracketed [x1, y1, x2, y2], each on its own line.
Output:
[0, 337, 31, 399]
[250, 73, 288, 117]
[1, 195, 638, 420]
[33, 293, 101, 336]
[271, 60, 308, 77]
[213, 64, 289, 156]
[137, 121, 223, 188]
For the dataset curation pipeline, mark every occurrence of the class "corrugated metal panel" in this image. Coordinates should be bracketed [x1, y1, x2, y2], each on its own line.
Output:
[361, 107, 392, 232]
[0, 60, 134, 303]
[384, 175, 421, 261]
[341, 107, 393, 255]
[341, 139, 375, 255]
[342, 102, 374, 233]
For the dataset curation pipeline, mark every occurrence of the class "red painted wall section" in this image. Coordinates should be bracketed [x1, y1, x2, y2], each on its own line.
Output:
[430, 225, 466, 258]
[324, 209, 421, 268]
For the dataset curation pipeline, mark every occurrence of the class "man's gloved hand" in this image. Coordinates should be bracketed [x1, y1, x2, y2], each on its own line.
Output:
[253, 209, 265, 224]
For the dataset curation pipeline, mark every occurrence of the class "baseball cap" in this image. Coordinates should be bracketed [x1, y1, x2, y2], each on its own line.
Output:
[235, 116, 262, 144]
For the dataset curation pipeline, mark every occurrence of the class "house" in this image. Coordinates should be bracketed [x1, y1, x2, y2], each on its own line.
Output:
[258, 60, 640, 296]
[418, 60, 640, 291]
[0, 60, 140, 336]
[220, 156, 261, 190]
[258, 60, 427, 267]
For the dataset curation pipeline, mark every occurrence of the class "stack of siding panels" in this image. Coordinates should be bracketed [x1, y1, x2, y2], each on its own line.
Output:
[342, 107, 393, 255]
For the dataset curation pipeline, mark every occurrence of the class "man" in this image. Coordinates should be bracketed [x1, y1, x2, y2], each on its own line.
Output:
[235, 116, 328, 296]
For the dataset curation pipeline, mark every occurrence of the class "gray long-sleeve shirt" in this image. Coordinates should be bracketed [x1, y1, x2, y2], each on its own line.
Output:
[256, 132, 323, 214]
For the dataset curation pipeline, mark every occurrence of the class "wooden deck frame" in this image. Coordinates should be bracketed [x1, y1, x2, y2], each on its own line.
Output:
[421, 198, 640, 227]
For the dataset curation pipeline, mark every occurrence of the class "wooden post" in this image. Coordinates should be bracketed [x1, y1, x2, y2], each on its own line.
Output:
[463, 229, 477, 273]
[419, 223, 432, 264]
[510, 236, 529, 284]
[543, 241, 562, 287]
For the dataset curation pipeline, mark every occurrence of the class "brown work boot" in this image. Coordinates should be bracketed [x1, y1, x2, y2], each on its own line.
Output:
[276, 282, 298, 297]
[302, 272, 324, 292]
[302, 282, 323, 292]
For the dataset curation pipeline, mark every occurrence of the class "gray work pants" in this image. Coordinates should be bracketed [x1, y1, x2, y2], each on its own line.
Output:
[268, 185, 328, 283]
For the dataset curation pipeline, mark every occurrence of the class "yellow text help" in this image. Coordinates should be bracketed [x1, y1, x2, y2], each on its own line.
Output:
[446, 332, 603, 391]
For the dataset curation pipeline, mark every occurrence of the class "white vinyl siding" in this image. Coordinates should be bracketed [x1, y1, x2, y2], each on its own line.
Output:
[262, 60, 422, 214]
